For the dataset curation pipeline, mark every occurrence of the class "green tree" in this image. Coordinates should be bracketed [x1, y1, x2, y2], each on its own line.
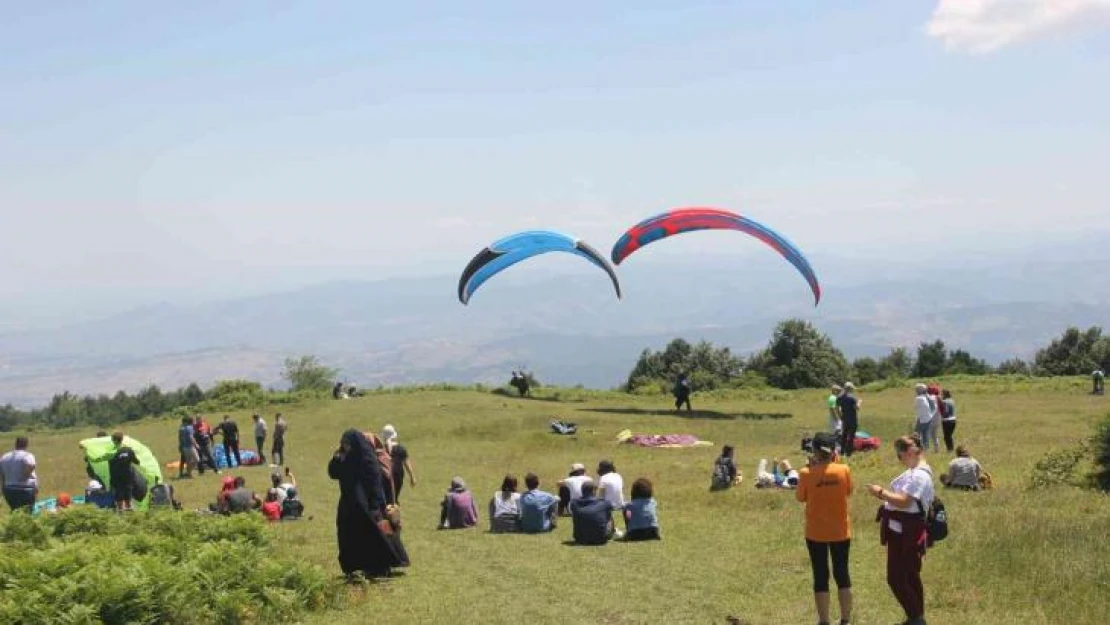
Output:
[913, 340, 948, 378]
[281, 356, 339, 393]
[946, 349, 991, 375]
[996, 358, 1031, 375]
[625, 338, 744, 392]
[749, 319, 851, 389]
[877, 347, 914, 379]
[1034, 327, 1104, 376]
[852, 357, 881, 385]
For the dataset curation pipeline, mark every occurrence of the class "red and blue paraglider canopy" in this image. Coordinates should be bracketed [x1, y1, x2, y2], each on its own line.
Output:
[611, 207, 821, 305]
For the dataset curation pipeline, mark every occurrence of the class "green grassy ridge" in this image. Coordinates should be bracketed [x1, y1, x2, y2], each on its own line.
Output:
[3, 379, 1109, 624]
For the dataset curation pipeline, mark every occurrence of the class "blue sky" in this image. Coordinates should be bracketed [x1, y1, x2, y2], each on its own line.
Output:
[1, 1, 1108, 318]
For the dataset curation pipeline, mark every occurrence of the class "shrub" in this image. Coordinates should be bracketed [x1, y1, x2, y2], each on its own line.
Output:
[1029, 442, 1090, 489]
[0, 508, 342, 624]
[1090, 416, 1110, 492]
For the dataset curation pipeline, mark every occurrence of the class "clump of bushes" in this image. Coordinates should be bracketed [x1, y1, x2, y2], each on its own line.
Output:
[1029, 442, 1090, 489]
[0, 508, 342, 624]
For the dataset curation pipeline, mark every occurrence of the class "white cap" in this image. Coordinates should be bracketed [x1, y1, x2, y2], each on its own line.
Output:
[381, 424, 397, 441]
[571, 463, 586, 472]
[87, 480, 103, 491]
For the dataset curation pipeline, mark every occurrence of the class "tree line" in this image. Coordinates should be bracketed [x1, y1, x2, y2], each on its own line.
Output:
[625, 320, 1110, 392]
[0, 356, 339, 432]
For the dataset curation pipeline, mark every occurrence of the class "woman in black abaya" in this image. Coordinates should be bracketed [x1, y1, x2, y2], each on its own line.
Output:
[328, 429, 407, 579]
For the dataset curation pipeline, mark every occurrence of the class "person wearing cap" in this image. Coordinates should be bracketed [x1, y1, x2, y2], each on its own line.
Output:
[381, 424, 416, 503]
[796, 432, 854, 625]
[827, 385, 843, 436]
[439, 477, 478, 529]
[558, 463, 592, 515]
[835, 383, 861, 458]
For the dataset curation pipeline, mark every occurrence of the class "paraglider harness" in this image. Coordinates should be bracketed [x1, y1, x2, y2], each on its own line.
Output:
[550, 419, 577, 435]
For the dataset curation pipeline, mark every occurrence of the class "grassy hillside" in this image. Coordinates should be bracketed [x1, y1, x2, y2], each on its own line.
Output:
[3, 378, 1109, 624]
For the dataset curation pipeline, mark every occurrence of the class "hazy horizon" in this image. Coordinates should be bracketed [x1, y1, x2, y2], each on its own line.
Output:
[3, 2, 1109, 317]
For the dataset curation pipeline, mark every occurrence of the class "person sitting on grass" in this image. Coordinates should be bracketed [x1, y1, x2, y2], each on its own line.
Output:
[941, 446, 983, 491]
[225, 476, 262, 515]
[261, 489, 282, 521]
[711, 445, 741, 490]
[439, 477, 479, 529]
[281, 487, 305, 520]
[571, 482, 615, 545]
[622, 478, 660, 541]
[558, 463, 592, 515]
[489, 474, 522, 533]
[520, 473, 558, 533]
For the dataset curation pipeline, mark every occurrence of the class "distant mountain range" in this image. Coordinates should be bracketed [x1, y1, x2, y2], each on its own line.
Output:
[0, 250, 1107, 407]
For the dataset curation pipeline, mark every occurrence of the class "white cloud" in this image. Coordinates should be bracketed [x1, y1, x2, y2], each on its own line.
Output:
[926, 0, 1110, 53]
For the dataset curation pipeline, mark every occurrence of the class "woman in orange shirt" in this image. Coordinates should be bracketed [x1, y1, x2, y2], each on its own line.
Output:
[796, 432, 854, 625]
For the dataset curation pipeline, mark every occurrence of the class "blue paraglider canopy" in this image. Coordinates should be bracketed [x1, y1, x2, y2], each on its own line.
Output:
[458, 230, 621, 304]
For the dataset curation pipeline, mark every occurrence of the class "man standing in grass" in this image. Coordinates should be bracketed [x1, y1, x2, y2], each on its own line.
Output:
[271, 414, 288, 467]
[519, 473, 558, 533]
[0, 436, 37, 512]
[106, 432, 140, 511]
[1094, 369, 1105, 395]
[253, 414, 268, 465]
[178, 416, 199, 479]
[218, 416, 242, 468]
[836, 383, 860, 458]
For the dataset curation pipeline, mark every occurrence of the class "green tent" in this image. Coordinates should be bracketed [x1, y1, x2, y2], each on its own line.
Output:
[79, 435, 163, 510]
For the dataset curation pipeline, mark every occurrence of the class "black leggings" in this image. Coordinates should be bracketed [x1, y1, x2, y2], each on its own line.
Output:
[675, 394, 691, 411]
[840, 423, 858, 457]
[806, 539, 851, 593]
[942, 420, 957, 452]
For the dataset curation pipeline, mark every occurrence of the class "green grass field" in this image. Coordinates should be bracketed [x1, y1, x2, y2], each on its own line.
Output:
[3, 378, 1109, 624]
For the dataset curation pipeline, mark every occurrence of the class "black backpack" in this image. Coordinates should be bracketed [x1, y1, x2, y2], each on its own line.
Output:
[150, 484, 173, 507]
[712, 457, 733, 487]
[925, 497, 948, 546]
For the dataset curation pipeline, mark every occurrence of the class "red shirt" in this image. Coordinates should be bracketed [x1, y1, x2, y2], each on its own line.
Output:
[261, 500, 281, 521]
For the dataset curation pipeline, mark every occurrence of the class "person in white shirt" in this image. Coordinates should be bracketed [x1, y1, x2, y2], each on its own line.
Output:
[596, 460, 625, 509]
[912, 384, 935, 448]
[252, 415, 268, 465]
[0, 436, 38, 511]
[868, 436, 935, 625]
[558, 463, 593, 516]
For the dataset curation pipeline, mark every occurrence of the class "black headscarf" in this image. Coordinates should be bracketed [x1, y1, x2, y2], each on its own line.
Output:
[335, 429, 385, 514]
[340, 430, 378, 480]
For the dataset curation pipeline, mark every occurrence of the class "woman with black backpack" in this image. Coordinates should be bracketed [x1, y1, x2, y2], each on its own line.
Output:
[868, 436, 936, 625]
